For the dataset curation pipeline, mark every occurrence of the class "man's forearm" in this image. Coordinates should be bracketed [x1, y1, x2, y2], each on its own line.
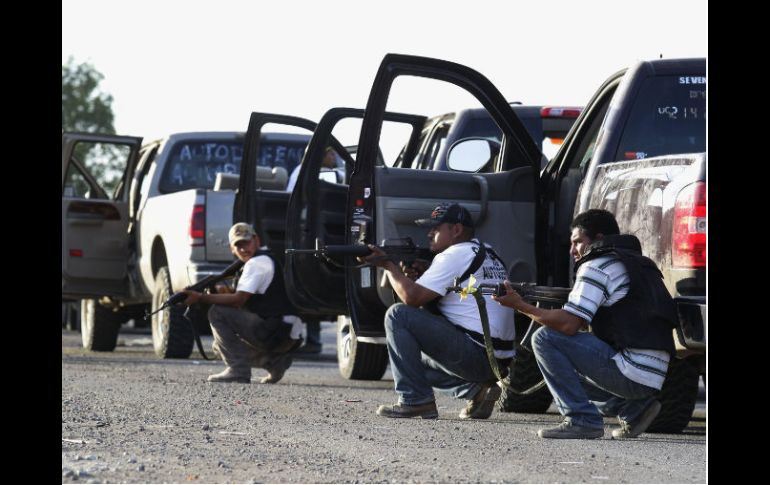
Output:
[383, 261, 419, 304]
[199, 291, 248, 308]
[509, 301, 585, 336]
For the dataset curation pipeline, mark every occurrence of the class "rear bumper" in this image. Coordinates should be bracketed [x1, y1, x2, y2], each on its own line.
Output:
[674, 296, 706, 352]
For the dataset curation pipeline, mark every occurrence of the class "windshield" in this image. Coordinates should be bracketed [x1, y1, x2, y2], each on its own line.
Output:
[159, 139, 308, 193]
[614, 74, 706, 160]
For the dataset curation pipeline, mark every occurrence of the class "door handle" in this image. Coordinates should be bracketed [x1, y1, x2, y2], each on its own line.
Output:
[472, 175, 488, 226]
[67, 213, 106, 224]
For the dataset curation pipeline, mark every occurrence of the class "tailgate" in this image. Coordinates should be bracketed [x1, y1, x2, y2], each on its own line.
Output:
[205, 189, 236, 262]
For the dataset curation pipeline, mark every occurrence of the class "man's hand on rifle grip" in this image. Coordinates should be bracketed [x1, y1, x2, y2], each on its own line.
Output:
[491, 280, 525, 309]
[182, 289, 202, 306]
[357, 244, 388, 267]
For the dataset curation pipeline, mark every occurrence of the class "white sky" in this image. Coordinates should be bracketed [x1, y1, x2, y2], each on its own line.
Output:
[63, 0, 707, 152]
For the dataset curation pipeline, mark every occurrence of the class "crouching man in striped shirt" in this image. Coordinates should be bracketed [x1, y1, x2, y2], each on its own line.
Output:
[493, 209, 677, 440]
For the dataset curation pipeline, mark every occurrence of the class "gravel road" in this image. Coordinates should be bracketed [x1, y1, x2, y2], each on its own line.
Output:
[62, 329, 706, 483]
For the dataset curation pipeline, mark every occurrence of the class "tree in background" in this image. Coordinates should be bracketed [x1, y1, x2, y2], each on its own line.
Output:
[62, 57, 115, 133]
[62, 57, 126, 195]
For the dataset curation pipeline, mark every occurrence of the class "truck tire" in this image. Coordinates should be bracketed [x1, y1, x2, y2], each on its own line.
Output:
[647, 357, 700, 433]
[80, 299, 122, 351]
[63, 301, 81, 331]
[498, 345, 553, 413]
[337, 316, 388, 380]
[151, 266, 193, 359]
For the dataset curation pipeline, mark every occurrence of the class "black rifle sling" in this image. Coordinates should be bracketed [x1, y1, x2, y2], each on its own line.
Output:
[456, 241, 487, 285]
[185, 307, 211, 360]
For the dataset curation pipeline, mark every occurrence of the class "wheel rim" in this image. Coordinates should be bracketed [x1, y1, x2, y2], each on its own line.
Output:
[81, 300, 94, 348]
[151, 276, 169, 353]
[338, 319, 352, 365]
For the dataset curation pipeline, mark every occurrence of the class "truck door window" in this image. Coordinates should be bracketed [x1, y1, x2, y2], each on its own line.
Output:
[575, 102, 610, 171]
[614, 75, 706, 161]
[419, 122, 450, 169]
[63, 141, 133, 200]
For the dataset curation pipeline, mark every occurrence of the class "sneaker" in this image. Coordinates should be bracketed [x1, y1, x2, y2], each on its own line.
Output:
[260, 354, 293, 384]
[538, 421, 604, 439]
[459, 383, 502, 419]
[207, 367, 250, 383]
[612, 399, 662, 439]
[376, 401, 439, 419]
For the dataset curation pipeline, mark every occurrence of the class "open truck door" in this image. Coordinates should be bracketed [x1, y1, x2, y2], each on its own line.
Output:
[62, 133, 143, 299]
[233, 113, 317, 259]
[343, 54, 545, 380]
[283, 107, 425, 379]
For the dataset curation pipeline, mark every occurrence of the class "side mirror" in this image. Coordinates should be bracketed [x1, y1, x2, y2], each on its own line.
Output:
[318, 169, 337, 183]
[446, 138, 499, 173]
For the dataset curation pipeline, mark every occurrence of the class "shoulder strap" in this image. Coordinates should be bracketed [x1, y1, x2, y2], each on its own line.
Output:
[457, 241, 487, 285]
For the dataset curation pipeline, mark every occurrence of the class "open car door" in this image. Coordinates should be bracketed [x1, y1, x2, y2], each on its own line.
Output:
[62, 133, 143, 299]
[284, 107, 425, 319]
[344, 54, 544, 379]
[234, 113, 318, 259]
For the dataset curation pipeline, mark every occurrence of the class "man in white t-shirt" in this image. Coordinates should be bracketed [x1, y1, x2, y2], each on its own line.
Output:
[286, 146, 339, 193]
[359, 203, 516, 420]
[494, 209, 677, 439]
[182, 223, 303, 384]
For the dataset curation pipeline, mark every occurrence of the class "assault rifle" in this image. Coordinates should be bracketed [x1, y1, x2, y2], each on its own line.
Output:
[285, 237, 431, 268]
[144, 259, 245, 320]
[445, 279, 571, 304]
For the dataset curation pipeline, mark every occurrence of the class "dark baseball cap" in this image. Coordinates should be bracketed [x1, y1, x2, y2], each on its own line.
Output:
[415, 202, 474, 228]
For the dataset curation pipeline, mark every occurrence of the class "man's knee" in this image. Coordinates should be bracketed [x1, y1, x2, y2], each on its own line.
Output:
[384, 303, 413, 334]
[208, 304, 234, 329]
[531, 325, 561, 356]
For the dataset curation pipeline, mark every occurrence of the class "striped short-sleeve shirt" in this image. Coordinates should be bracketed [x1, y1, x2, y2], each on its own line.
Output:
[563, 255, 669, 390]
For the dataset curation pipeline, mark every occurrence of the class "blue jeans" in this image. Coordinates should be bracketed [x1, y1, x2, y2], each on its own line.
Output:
[384, 303, 497, 406]
[531, 326, 658, 429]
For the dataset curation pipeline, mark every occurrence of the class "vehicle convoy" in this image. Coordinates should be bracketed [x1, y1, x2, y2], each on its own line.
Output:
[286, 54, 705, 433]
[61, 130, 310, 358]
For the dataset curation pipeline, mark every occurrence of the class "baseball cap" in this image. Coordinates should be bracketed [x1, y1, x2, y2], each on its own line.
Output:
[228, 222, 257, 245]
[414, 202, 474, 228]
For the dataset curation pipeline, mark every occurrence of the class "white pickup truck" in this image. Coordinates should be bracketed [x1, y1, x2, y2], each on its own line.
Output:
[61, 131, 309, 358]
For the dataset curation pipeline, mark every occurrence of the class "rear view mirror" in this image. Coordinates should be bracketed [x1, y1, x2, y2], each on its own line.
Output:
[446, 138, 498, 172]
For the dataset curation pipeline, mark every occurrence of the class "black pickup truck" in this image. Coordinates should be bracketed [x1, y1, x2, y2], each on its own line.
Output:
[281, 54, 704, 433]
[394, 104, 581, 171]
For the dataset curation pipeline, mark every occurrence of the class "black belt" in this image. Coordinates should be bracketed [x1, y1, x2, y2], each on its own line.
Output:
[460, 327, 514, 351]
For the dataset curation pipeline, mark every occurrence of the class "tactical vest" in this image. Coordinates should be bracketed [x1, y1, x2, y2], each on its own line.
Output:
[236, 251, 297, 319]
[574, 234, 676, 355]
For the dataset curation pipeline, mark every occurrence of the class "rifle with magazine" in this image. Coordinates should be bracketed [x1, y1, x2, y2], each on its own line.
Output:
[145, 259, 245, 319]
[285, 237, 432, 269]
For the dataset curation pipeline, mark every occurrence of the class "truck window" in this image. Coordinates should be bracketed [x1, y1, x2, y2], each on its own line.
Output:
[614, 75, 706, 161]
[159, 139, 308, 193]
[63, 141, 133, 199]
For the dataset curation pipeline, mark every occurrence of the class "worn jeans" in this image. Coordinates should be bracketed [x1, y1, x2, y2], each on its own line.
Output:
[208, 305, 291, 375]
[531, 326, 659, 429]
[384, 303, 498, 406]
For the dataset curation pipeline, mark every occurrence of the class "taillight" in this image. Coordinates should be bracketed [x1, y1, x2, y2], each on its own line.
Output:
[189, 205, 205, 246]
[672, 182, 706, 268]
[540, 107, 582, 118]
